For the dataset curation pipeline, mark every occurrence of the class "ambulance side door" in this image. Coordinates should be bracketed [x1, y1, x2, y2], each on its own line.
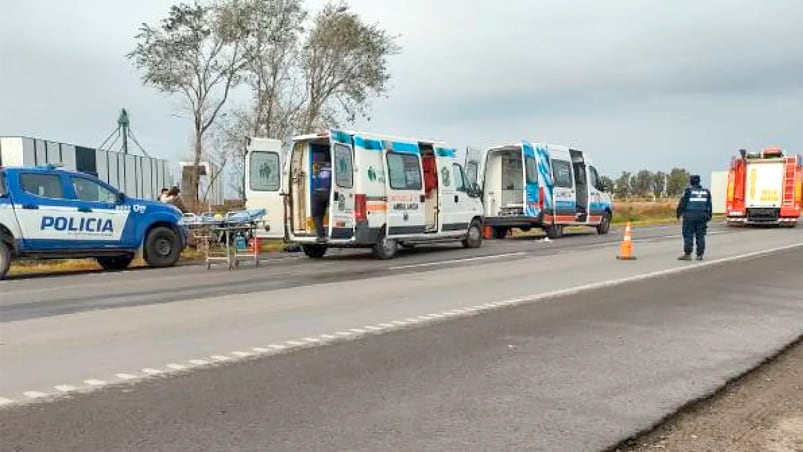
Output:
[384, 142, 425, 236]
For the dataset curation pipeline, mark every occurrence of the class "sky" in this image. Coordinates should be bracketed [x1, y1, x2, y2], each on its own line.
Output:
[2, 0, 802, 188]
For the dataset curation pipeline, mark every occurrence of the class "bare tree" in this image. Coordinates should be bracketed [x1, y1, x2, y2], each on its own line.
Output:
[300, 1, 400, 132]
[128, 0, 248, 204]
[239, 0, 307, 139]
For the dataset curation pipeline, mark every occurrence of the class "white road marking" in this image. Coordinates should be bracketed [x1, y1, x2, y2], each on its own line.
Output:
[0, 397, 14, 405]
[166, 364, 186, 371]
[378, 323, 395, 328]
[252, 347, 270, 353]
[417, 315, 431, 321]
[142, 368, 163, 375]
[389, 252, 526, 270]
[335, 331, 353, 337]
[350, 328, 367, 334]
[23, 391, 48, 399]
[84, 379, 106, 386]
[232, 351, 253, 357]
[211, 355, 231, 362]
[319, 334, 337, 340]
[189, 360, 210, 366]
[115, 373, 138, 380]
[392, 320, 408, 326]
[269, 344, 287, 350]
[54, 385, 77, 392]
[285, 340, 304, 346]
[364, 326, 381, 331]
[304, 337, 321, 343]
[404, 318, 420, 323]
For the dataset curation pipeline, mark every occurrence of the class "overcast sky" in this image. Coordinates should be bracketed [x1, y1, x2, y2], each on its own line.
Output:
[2, 0, 802, 184]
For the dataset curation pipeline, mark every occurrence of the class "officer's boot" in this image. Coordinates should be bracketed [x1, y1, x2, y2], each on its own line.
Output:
[677, 254, 692, 261]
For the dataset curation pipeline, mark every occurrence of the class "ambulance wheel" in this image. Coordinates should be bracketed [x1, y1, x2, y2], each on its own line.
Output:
[96, 255, 133, 271]
[546, 224, 564, 239]
[372, 230, 398, 260]
[302, 245, 328, 259]
[0, 241, 10, 280]
[492, 227, 509, 239]
[596, 213, 611, 235]
[144, 226, 182, 268]
[463, 220, 483, 248]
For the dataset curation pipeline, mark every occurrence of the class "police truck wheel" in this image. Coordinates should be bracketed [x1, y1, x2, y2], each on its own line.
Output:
[96, 255, 133, 271]
[596, 213, 611, 235]
[372, 230, 398, 260]
[462, 220, 483, 248]
[144, 226, 181, 268]
[302, 245, 328, 259]
[0, 241, 11, 281]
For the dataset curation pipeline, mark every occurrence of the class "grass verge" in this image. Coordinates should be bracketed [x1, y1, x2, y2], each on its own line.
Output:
[8, 239, 287, 277]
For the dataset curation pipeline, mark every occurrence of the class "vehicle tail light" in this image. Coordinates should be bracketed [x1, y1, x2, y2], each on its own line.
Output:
[538, 186, 545, 210]
[355, 194, 367, 222]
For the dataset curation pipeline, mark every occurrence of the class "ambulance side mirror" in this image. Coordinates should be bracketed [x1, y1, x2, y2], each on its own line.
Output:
[468, 183, 482, 198]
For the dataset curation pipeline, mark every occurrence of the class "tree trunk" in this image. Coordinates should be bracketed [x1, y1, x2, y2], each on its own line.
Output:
[189, 128, 203, 207]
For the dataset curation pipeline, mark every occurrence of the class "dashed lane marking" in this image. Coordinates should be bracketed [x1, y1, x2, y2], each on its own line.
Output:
[2, 241, 800, 410]
[54, 385, 77, 393]
[23, 391, 48, 399]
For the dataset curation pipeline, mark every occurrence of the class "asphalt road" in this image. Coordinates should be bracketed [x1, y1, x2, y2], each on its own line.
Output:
[1, 224, 802, 451]
[1, 223, 728, 322]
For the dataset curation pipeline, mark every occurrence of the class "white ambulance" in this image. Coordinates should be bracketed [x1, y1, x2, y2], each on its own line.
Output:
[244, 130, 485, 259]
[465, 141, 613, 239]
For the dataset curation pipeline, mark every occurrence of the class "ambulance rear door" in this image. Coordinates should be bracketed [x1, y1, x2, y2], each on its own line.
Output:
[245, 137, 286, 239]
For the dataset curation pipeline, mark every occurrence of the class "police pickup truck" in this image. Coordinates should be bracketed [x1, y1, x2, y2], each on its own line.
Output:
[0, 165, 186, 279]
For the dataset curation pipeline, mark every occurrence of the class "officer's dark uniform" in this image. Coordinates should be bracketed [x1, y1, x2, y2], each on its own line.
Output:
[676, 175, 713, 260]
[311, 163, 331, 242]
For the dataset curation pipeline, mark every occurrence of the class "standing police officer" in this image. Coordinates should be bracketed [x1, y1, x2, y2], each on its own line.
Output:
[676, 174, 713, 261]
[311, 161, 332, 243]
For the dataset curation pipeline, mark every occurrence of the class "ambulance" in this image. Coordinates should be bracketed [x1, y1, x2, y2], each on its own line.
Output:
[0, 165, 186, 279]
[244, 130, 485, 259]
[465, 141, 613, 239]
[726, 147, 802, 226]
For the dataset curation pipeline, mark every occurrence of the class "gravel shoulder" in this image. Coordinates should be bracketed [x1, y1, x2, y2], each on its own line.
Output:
[617, 337, 803, 452]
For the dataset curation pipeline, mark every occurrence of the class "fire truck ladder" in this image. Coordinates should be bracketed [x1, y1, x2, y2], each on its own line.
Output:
[783, 157, 796, 207]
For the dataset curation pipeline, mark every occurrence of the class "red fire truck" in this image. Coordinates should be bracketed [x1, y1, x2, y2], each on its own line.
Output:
[726, 147, 802, 227]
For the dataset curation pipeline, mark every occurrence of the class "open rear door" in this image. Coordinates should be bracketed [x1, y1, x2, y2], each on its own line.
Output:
[328, 130, 355, 239]
[521, 141, 541, 217]
[464, 146, 486, 190]
[245, 137, 286, 239]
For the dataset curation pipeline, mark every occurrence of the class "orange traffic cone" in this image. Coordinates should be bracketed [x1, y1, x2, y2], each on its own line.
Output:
[616, 222, 637, 260]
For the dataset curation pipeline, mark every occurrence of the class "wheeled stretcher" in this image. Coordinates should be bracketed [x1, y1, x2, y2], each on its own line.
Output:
[180, 209, 267, 270]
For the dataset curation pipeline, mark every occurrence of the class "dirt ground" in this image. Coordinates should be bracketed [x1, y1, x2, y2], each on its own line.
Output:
[616, 338, 803, 452]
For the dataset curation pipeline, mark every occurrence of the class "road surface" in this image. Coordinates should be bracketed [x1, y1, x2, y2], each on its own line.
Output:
[1, 223, 802, 451]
